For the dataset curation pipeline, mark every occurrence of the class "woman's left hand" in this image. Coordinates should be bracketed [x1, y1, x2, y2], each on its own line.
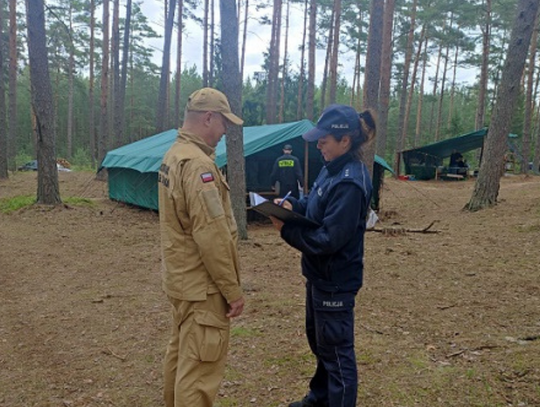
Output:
[269, 216, 284, 232]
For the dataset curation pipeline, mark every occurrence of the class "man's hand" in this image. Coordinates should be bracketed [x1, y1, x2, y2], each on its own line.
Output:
[226, 297, 245, 318]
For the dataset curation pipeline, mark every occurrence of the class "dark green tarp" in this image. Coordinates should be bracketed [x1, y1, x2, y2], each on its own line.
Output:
[400, 128, 488, 179]
[100, 120, 393, 210]
[400, 128, 520, 180]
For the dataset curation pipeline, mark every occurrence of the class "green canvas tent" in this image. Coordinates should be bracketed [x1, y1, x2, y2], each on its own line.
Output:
[100, 120, 393, 210]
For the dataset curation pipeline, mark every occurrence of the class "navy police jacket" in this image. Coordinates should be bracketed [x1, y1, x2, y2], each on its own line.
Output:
[280, 152, 372, 294]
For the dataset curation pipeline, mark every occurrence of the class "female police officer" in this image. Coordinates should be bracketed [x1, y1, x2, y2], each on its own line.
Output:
[270, 104, 376, 407]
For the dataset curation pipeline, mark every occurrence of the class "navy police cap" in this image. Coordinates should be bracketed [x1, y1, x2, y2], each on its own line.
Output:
[303, 104, 361, 142]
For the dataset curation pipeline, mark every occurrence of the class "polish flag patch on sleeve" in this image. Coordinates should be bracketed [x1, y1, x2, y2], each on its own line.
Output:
[200, 172, 215, 183]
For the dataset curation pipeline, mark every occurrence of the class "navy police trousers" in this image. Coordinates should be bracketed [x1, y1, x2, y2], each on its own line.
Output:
[303, 281, 358, 407]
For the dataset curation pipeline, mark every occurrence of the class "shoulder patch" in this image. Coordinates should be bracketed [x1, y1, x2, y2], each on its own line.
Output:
[200, 172, 215, 183]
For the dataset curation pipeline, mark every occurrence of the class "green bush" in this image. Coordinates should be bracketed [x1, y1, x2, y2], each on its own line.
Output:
[15, 153, 34, 168]
[71, 148, 96, 171]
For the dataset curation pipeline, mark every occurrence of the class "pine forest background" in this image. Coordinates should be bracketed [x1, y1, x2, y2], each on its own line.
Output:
[1, 0, 540, 174]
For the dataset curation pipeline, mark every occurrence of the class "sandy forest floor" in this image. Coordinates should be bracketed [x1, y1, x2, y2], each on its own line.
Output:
[1, 171, 539, 407]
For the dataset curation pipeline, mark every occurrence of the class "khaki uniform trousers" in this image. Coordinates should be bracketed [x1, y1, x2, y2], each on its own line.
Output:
[164, 293, 230, 407]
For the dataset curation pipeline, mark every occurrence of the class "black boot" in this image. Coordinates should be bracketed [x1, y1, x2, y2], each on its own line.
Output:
[288, 395, 327, 407]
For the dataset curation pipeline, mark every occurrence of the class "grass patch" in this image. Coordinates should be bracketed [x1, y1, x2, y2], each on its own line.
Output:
[357, 350, 381, 365]
[63, 197, 96, 208]
[231, 326, 260, 338]
[517, 223, 540, 233]
[0, 195, 35, 213]
[0, 195, 96, 213]
[214, 399, 239, 407]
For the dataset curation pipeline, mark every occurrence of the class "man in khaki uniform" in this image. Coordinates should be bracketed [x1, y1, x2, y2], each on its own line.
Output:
[158, 87, 245, 407]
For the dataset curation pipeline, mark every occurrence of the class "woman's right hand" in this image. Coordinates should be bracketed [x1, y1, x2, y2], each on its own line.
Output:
[273, 199, 292, 210]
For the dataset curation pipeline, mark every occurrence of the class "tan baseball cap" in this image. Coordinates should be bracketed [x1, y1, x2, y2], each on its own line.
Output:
[186, 87, 244, 125]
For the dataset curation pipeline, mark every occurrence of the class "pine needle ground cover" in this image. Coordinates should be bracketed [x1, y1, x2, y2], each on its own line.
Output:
[1, 171, 539, 407]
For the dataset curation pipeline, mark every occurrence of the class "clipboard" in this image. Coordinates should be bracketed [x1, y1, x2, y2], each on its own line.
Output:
[248, 192, 320, 227]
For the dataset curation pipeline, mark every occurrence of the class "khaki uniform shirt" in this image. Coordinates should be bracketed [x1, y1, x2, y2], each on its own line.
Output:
[158, 130, 242, 303]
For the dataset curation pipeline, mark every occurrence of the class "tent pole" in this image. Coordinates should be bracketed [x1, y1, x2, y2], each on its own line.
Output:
[304, 140, 309, 193]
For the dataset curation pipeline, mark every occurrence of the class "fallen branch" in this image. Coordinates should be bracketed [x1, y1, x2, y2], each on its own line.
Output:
[368, 222, 441, 235]
[421, 220, 439, 232]
[519, 334, 540, 341]
[446, 344, 500, 358]
[103, 347, 129, 361]
[360, 323, 385, 335]
[436, 303, 457, 310]
[446, 349, 467, 358]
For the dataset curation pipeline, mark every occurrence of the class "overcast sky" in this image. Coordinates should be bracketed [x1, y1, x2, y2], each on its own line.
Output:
[139, 0, 477, 88]
[139, 0, 360, 85]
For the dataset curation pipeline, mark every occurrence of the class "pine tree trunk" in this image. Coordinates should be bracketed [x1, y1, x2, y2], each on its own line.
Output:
[363, 0, 383, 111]
[240, 0, 249, 83]
[26, 0, 61, 205]
[54, 68, 60, 148]
[403, 26, 425, 150]
[350, 35, 361, 109]
[435, 15, 452, 141]
[320, 8, 334, 111]
[89, 0, 96, 166]
[279, 0, 290, 123]
[354, 10, 363, 112]
[296, 0, 308, 120]
[174, 0, 184, 128]
[219, 0, 247, 239]
[156, 0, 176, 132]
[414, 39, 428, 147]
[129, 54, 135, 142]
[394, 0, 417, 173]
[266, 0, 282, 124]
[203, 0, 209, 86]
[475, 0, 491, 130]
[0, 2, 7, 179]
[98, 0, 110, 173]
[489, 30, 508, 114]
[467, 0, 540, 211]
[533, 60, 540, 105]
[306, 0, 316, 120]
[209, 0, 215, 86]
[8, 0, 17, 171]
[376, 0, 395, 157]
[521, 15, 538, 173]
[112, 0, 121, 147]
[447, 44, 459, 129]
[362, 0, 384, 177]
[428, 31, 444, 136]
[328, 0, 341, 104]
[67, 2, 74, 159]
[350, 38, 358, 106]
[533, 101, 540, 171]
[119, 0, 132, 144]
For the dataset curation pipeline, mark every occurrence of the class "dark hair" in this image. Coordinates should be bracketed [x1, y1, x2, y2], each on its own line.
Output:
[336, 110, 376, 160]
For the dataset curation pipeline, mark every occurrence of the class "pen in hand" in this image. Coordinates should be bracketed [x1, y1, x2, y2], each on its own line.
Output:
[279, 190, 292, 206]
